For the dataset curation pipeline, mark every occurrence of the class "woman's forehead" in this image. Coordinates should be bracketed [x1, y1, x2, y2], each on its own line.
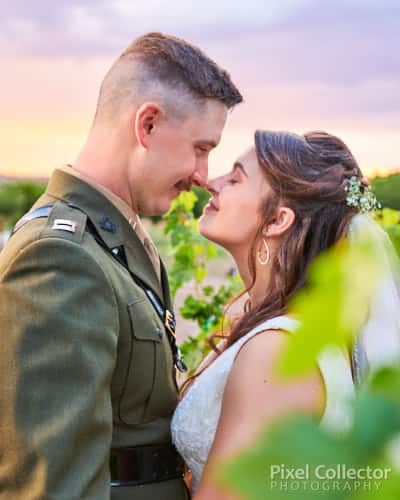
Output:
[236, 147, 259, 175]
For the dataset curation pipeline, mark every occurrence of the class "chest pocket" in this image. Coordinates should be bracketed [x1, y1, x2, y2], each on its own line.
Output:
[117, 298, 178, 425]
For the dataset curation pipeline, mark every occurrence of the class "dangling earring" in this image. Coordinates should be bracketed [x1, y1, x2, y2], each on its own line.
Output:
[257, 238, 270, 266]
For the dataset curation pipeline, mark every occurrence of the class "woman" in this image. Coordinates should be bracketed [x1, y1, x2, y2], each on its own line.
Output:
[171, 130, 400, 499]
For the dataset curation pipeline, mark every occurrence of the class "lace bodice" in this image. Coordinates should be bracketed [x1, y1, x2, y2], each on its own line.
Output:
[171, 315, 355, 493]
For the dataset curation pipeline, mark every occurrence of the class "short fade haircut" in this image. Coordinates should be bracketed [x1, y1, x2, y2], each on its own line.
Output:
[94, 32, 243, 124]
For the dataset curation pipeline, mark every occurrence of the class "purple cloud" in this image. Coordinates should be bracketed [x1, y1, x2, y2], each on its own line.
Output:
[1, 0, 399, 127]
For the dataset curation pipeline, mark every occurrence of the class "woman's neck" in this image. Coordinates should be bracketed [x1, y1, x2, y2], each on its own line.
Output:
[231, 248, 272, 309]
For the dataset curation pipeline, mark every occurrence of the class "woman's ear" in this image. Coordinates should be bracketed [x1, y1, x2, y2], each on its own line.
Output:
[134, 102, 162, 149]
[265, 206, 295, 238]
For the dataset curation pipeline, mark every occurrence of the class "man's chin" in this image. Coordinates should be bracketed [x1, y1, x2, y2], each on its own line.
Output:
[141, 190, 185, 216]
[145, 198, 173, 217]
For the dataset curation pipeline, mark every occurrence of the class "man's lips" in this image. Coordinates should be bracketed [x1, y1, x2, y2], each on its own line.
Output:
[174, 180, 192, 192]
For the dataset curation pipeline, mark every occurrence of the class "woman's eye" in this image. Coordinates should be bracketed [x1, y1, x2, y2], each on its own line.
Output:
[196, 146, 208, 154]
[228, 178, 238, 185]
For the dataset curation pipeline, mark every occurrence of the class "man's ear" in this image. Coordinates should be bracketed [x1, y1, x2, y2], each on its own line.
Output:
[265, 206, 295, 238]
[134, 102, 162, 149]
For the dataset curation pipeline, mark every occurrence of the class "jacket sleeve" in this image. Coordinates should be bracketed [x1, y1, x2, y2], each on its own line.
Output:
[0, 236, 119, 499]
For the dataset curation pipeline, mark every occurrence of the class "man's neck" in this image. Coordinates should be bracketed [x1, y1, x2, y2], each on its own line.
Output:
[73, 131, 138, 212]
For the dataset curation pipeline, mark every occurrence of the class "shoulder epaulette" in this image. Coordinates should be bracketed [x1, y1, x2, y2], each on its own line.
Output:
[12, 201, 87, 244]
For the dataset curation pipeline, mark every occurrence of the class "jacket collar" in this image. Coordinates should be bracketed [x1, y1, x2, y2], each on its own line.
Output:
[45, 168, 164, 301]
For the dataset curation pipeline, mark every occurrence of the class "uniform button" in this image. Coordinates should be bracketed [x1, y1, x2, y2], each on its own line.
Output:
[156, 327, 163, 339]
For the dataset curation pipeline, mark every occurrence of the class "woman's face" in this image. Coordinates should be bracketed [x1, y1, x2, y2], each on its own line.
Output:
[199, 146, 271, 252]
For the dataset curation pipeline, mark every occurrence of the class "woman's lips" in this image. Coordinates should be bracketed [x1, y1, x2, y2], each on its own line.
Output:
[204, 199, 219, 212]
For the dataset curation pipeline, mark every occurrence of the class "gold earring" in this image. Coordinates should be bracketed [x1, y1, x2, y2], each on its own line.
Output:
[257, 238, 270, 266]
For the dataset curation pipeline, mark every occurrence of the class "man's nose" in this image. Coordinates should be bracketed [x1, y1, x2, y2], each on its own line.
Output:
[191, 160, 208, 188]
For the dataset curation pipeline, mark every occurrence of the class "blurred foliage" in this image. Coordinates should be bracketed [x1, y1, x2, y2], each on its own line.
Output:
[191, 186, 211, 218]
[0, 181, 45, 228]
[219, 228, 400, 499]
[163, 190, 218, 296]
[374, 208, 400, 258]
[145, 185, 211, 224]
[221, 373, 400, 499]
[371, 173, 400, 211]
[278, 235, 382, 379]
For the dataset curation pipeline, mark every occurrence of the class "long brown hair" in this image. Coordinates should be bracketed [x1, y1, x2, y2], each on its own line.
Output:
[182, 130, 365, 392]
[225, 130, 364, 348]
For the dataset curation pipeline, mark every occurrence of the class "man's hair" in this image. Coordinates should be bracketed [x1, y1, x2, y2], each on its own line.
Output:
[94, 32, 243, 124]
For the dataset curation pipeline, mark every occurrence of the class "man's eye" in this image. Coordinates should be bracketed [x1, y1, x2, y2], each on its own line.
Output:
[228, 179, 238, 185]
[196, 146, 208, 153]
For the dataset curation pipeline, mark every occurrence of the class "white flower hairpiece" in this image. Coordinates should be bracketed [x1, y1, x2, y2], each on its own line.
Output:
[344, 176, 381, 213]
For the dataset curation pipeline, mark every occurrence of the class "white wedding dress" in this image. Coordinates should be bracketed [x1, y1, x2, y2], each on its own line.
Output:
[171, 315, 356, 493]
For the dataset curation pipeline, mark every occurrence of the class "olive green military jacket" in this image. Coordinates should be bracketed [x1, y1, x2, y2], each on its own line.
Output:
[0, 170, 187, 500]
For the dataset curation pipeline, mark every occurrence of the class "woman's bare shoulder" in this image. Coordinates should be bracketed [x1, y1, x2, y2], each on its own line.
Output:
[228, 328, 325, 419]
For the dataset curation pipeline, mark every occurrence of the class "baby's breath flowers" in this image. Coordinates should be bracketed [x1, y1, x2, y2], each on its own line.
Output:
[344, 176, 381, 213]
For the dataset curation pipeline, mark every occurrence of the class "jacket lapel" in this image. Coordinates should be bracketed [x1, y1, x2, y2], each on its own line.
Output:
[160, 259, 174, 312]
[122, 235, 163, 301]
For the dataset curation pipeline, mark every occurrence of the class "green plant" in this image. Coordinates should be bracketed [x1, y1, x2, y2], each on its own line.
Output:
[163, 190, 243, 374]
[374, 208, 400, 258]
[144, 185, 210, 224]
[179, 277, 243, 374]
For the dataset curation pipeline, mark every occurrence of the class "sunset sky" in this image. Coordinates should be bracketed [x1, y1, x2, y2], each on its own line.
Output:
[1, 0, 399, 179]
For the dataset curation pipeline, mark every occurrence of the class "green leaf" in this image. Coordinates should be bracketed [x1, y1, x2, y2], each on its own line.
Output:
[278, 236, 383, 379]
[367, 367, 400, 402]
[220, 390, 400, 500]
[194, 267, 207, 283]
[202, 285, 214, 297]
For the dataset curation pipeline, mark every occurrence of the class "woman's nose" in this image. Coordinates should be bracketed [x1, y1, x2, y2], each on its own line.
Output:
[206, 179, 220, 196]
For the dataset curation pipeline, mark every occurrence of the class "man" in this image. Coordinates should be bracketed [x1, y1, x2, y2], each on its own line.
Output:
[0, 32, 242, 499]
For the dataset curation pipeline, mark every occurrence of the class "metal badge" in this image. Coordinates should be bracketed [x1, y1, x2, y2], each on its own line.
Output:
[52, 219, 77, 233]
[100, 216, 116, 233]
[164, 310, 177, 338]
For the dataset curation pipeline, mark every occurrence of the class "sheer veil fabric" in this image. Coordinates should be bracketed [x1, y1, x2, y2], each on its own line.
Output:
[349, 214, 400, 379]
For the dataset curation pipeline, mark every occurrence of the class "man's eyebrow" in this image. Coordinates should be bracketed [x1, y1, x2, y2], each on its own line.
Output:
[196, 140, 218, 148]
[233, 162, 248, 177]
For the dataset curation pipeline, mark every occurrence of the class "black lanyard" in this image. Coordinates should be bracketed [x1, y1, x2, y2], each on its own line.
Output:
[75, 205, 188, 373]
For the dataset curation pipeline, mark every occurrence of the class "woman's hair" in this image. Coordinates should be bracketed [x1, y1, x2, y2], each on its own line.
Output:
[225, 130, 364, 349]
[181, 130, 365, 395]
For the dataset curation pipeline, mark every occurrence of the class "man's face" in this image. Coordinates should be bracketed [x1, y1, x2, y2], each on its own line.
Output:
[135, 99, 228, 215]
